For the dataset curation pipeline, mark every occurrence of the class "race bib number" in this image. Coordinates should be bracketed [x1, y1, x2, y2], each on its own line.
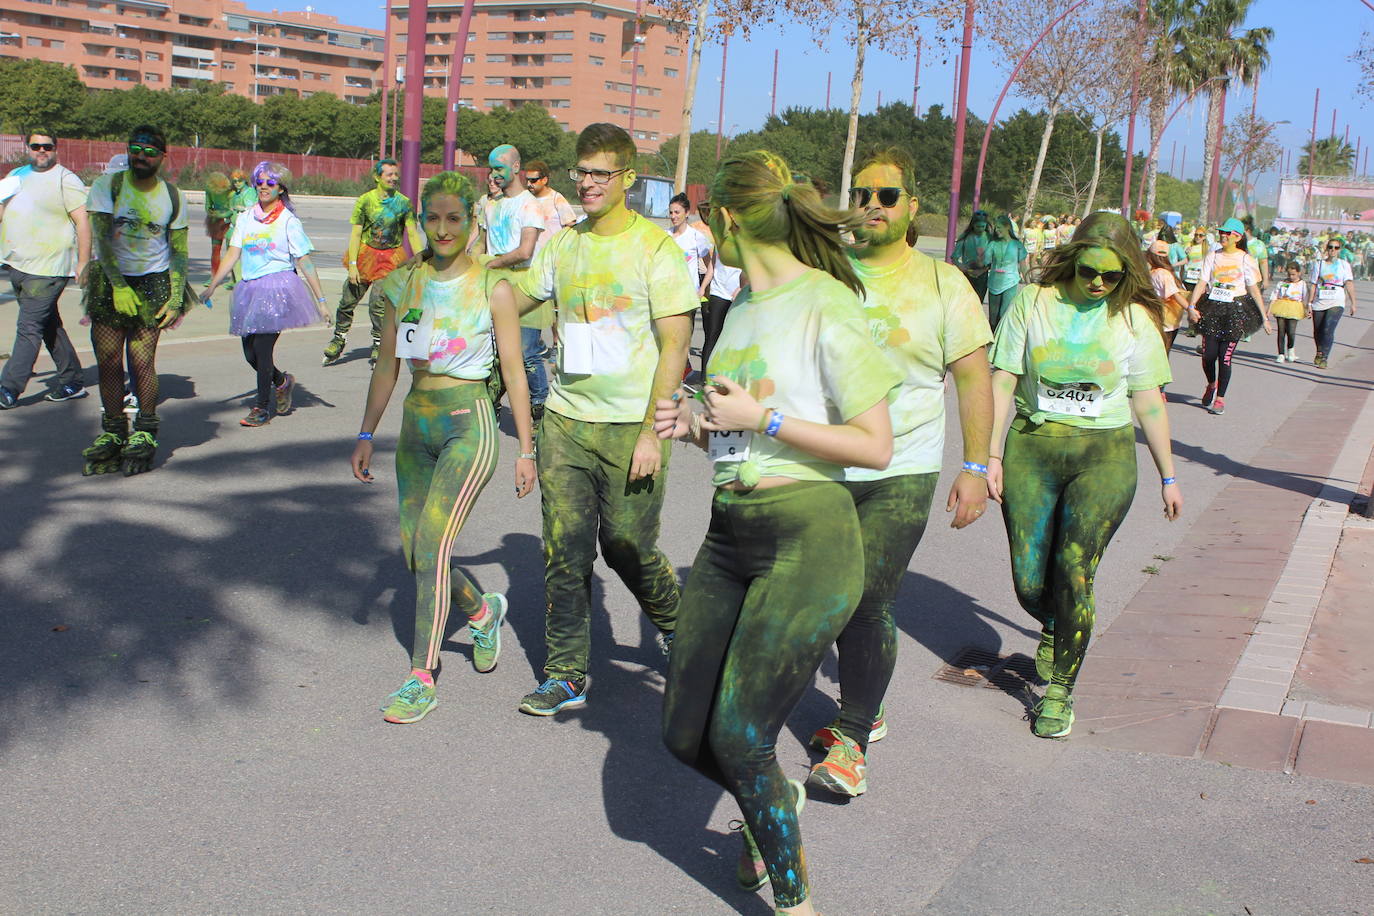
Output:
[1184, 266, 1201, 283]
[708, 429, 748, 463]
[559, 321, 596, 375]
[394, 308, 431, 361]
[1319, 284, 1344, 304]
[1210, 282, 1237, 303]
[1037, 380, 1103, 418]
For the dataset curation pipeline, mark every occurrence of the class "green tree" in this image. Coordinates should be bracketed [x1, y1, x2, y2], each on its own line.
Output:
[0, 59, 88, 135]
[1298, 136, 1356, 177]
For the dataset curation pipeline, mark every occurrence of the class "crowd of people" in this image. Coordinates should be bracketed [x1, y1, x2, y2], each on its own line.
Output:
[0, 120, 1366, 916]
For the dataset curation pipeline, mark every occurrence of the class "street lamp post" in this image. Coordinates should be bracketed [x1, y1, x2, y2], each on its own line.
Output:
[379, 0, 391, 161]
[944, 0, 975, 261]
[443, 0, 477, 169]
[716, 34, 728, 160]
[628, 0, 644, 139]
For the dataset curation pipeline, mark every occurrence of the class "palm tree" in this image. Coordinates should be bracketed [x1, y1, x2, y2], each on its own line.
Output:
[1298, 136, 1357, 177]
[1179, 0, 1271, 223]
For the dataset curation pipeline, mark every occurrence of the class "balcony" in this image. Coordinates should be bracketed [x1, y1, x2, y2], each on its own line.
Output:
[171, 65, 212, 80]
[170, 44, 215, 59]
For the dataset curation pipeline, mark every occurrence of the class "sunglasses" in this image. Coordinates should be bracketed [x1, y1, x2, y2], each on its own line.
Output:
[28, 142, 55, 152]
[1326, 244, 1342, 250]
[849, 186, 904, 208]
[255, 178, 279, 187]
[569, 166, 629, 185]
[1075, 263, 1125, 286]
[525, 173, 547, 182]
[127, 144, 163, 158]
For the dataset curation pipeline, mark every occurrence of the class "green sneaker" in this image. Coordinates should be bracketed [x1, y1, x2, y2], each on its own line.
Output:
[322, 335, 345, 366]
[809, 703, 886, 749]
[470, 593, 508, 673]
[1035, 629, 1055, 682]
[518, 677, 588, 716]
[731, 778, 806, 891]
[1032, 684, 1074, 738]
[381, 675, 437, 724]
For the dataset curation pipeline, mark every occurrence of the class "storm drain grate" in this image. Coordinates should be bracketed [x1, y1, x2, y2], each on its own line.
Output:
[933, 648, 1041, 691]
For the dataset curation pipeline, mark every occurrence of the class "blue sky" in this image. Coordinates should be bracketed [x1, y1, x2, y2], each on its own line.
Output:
[312, 0, 1369, 201]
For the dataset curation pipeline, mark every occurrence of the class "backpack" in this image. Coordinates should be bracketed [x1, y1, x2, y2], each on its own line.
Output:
[109, 169, 182, 234]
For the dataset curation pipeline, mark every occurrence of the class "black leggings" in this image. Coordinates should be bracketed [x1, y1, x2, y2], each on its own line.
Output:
[701, 294, 733, 373]
[242, 333, 283, 409]
[1201, 336, 1239, 397]
[1275, 318, 1298, 354]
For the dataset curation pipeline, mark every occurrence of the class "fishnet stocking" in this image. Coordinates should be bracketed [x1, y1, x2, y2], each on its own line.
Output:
[91, 323, 160, 417]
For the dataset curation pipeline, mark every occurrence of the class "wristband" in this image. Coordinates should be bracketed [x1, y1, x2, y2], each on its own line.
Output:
[962, 460, 989, 475]
[764, 410, 784, 437]
[1161, 476, 1176, 485]
[519, 451, 537, 460]
[357, 432, 374, 441]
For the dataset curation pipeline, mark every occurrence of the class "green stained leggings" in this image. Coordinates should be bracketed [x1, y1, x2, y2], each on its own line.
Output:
[834, 473, 938, 750]
[396, 384, 499, 671]
[663, 481, 865, 909]
[1000, 419, 1136, 688]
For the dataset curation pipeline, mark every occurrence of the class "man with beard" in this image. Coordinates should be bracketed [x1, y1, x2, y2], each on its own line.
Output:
[0, 129, 90, 408]
[506, 123, 695, 716]
[81, 125, 190, 475]
[322, 158, 424, 367]
[805, 147, 994, 797]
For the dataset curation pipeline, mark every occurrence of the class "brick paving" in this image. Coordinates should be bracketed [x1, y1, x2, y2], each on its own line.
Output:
[1076, 306, 1374, 786]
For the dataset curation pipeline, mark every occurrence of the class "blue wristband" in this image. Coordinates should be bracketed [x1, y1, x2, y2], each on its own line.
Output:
[764, 410, 784, 437]
[357, 431, 374, 441]
[1161, 476, 1176, 485]
[962, 461, 989, 475]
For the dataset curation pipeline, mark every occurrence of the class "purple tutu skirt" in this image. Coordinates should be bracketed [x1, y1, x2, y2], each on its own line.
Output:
[230, 270, 319, 336]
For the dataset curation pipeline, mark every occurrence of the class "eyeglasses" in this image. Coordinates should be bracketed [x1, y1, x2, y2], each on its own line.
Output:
[28, 143, 55, 152]
[569, 166, 629, 185]
[1075, 263, 1125, 286]
[127, 144, 163, 158]
[849, 186, 904, 208]
[255, 178, 279, 187]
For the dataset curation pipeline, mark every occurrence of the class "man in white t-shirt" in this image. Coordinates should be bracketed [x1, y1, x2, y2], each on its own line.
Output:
[482, 144, 549, 419]
[81, 125, 191, 476]
[0, 131, 91, 409]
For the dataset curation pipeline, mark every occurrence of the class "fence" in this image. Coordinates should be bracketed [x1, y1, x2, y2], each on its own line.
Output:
[0, 136, 485, 186]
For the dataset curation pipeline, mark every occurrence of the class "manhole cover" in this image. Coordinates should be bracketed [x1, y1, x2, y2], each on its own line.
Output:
[933, 647, 1041, 690]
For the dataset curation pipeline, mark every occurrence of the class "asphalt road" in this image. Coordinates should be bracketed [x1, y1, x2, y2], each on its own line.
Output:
[1, 198, 1372, 915]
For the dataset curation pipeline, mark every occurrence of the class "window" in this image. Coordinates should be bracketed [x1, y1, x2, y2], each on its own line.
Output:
[486, 53, 506, 62]
[145, 50, 160, 60]
[552, 30, 572, 39]
[591, 10, 606, 18]
[665, 45, 681, 56]
[178, 14, 210, 27]
[50, 38, 64, 48]
[549, 99, 569, 108]
[664, 67, 677, 78]
[589, 32, 605, 43]
[487, 32, 507, 40]
[463, 53, 474, 62]
[26, 36, 41, 46]
[550, 76, 570, 85]
[590, 55, 604, 66]
[485, 98, 506, 108]
[459, 75, 473, 84]
[484, 75, 504, 85]
[550, 53, 571, 62]
[145, 72, 160, 81]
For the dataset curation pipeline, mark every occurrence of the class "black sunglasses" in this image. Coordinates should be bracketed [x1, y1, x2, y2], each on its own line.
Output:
[849, 186, 904, 208]
[1075, 263, 1125, 286]
[1326, 244, 1342, 250]
[28, 142, 55, 152]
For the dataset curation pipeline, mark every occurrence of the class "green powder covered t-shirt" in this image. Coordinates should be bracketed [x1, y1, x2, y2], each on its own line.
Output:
[991, 284, 1171, 429]
[352, 187, 414, 251]
[706, 268, 902, 487]
[517, 212, 698, 424]
[847, 248, 992, 479]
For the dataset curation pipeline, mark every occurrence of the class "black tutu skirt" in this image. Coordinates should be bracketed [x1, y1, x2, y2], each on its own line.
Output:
[1198, 295, 1263, 341]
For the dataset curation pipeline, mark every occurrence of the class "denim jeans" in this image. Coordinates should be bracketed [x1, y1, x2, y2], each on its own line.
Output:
[521, 326, 549, 407]
[1312, 307, 1343, 359]
[1, 268, 82, 395]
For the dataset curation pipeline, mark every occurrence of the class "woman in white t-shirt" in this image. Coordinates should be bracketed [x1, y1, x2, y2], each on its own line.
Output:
[669, 192, 714, 374]
[203, 162, 328, 427]
[1306, 238, 1358, 369]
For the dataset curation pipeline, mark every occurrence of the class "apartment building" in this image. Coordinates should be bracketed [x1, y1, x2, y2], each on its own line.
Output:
[0, 0, 384, 103]
[395, 0, 688, 149]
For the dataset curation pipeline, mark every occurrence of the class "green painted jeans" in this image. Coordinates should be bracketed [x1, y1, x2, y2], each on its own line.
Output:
[1000, 419, 1136, 688]
[396, 384, 499, 671]
[835, 473, 939, 749]
[663, 480, 865, 909]
[536, 409, 678, 682]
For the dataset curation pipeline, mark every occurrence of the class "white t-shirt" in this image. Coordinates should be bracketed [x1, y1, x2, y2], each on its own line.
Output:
[671, 224, 712, 282]
[229, 206, 314, 281]
[710, 261, 743, 300]
[87, 172, 189, 276]
[0, 165, 87, 277]
[483, 189, 543, 268]
[1309, 259, 1353, 311]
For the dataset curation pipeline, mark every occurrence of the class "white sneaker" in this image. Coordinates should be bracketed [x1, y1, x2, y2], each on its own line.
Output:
[1276, 353, 1286, 363]
[1287, 349, 1298, 363]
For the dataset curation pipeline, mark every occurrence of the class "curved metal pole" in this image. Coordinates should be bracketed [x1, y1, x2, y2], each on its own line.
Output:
[945, 0, 976, 261]
[1120, 0, 1147, 214]
[971, 0, 1093, 210]
[1134, 76, 1226, 210]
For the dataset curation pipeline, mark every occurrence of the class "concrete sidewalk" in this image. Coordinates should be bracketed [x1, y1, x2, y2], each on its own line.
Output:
[1076, 303, 1374, 785]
